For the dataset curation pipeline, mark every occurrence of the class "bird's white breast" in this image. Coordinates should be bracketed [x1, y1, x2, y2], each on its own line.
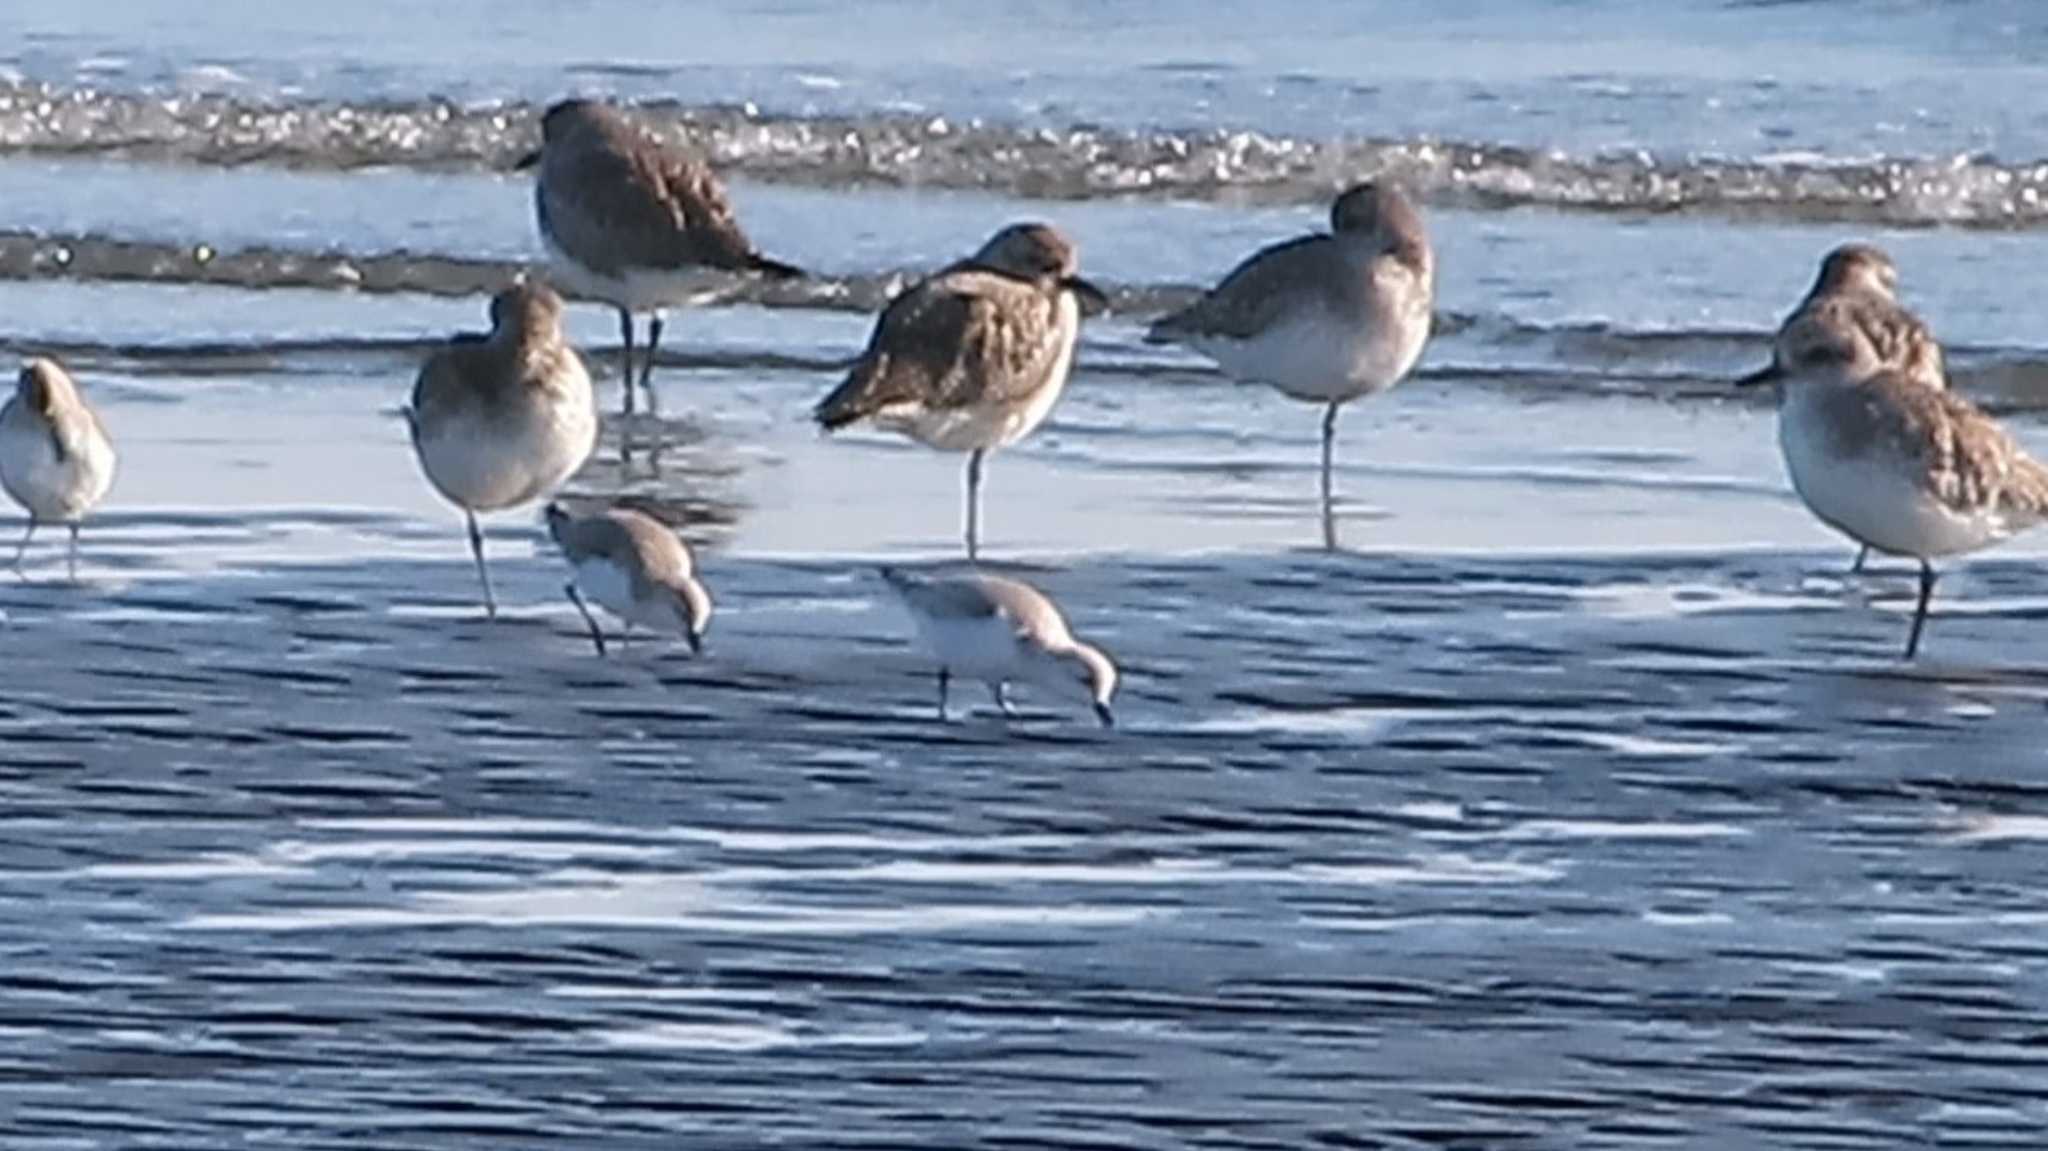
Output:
[414, 381, 596, 514]
[0, 407, 115, 521]
[542, 233, 729, 314]
[1190, 265, 1430, 405]
[893, 292, 1080, 453]
[908, 611, 1024, 683]
[1778, 386, 2002, 559]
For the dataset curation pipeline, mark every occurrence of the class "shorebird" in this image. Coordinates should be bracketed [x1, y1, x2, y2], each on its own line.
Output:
[0, 357, 115, 580]
[407, 281, 597, 619]
[1146, 182, 1434, 548]
[544, 502, 711, 656]
[1741, 243, 1950, 573]
[879, 567, 1117, 727]
[1742, 319, 2048, 659]
[517, 98, 802, 415]
[813, 223, 1106, 560]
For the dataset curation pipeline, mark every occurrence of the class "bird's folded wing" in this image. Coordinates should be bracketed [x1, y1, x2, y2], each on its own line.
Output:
[543, 143, 757, 276]
[1149, 234, 1338, 342]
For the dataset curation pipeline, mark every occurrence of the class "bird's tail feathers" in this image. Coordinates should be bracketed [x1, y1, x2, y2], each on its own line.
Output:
[750, 253, 805, 280]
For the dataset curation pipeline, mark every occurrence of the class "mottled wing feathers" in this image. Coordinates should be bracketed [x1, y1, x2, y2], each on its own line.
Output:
[541, 128, 762, 277]
[1824, 375, 2048, 519]
[1785, 293, 1946, 389]
[816, 271, 1059, 427]
[1148, 234, 1342, 343]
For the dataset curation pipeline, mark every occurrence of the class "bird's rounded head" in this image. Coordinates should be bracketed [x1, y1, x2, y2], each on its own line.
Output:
[16, 357, 77, 415]
[488, 280, 567, 337]
[1811, 243, 1899, 300]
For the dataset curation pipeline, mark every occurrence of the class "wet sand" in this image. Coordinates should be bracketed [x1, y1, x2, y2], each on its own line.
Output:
[6, 339, 2048, 1146]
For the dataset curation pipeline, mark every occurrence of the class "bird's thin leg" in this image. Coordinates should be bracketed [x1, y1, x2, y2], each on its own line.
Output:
[641, 312, 665, 415]
[1320, 401, 1340, 550]
[936, 667, 950, 721]
[564, 582, 608, 656]
[65, 522, 79, 583]
[964, 449, 986, 561]
[1903, 560, 1937, 660]
[616, 307, 637, 418]
[989, 681, 1018, 718]
[10, 518, 36, 572]
[466, 511, 497, 620]
[1850, 545, 1869, 575]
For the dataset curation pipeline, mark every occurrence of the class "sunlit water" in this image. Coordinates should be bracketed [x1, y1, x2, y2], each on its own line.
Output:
[6, 3, 2048, 1147]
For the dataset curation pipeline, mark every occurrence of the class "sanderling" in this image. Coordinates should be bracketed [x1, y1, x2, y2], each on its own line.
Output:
[1147, 182, 1434, 548]
[1744, 320, 2048, 659]
[813, 223, 1105, 559]
[544, 502, 711, 655]
[0, 357, 116, 580]
[1741, 243, 1949, 573]
[879, 566, 1117, 727]
[407, 281, 597, 618]
[517, 98, 802, 415]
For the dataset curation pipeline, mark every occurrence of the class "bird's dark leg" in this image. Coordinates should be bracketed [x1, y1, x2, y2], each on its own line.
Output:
[936, 667, 950, 721]
[10, 518, 36, 572]
[964, 449, 986, 561]
[1851, 545, 1869, 574]
[1903, 560, 1937, 660]
[616, 306, 637, 418]
[641, 312, 665, 415]
[466, 511, 497, 620]
[989, 681, 1018, 718]
[565, 582, 607, 656]
[1320, 401, 1340, 551]
[65, 522, 79, 583]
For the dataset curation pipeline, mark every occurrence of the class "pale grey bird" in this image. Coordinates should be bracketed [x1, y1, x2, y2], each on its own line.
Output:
[516, 98, 801, 414]
[879, 566, 1117, 727]
[814, 223, 1107, 560]
[544, 502, 712, 655]
[407, 281, 597, 618]
[0, 358, 116, 580]
[1147, 181, 1434, 548]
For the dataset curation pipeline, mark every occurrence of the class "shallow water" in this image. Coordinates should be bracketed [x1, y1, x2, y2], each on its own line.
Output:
[8, 3, 2048, 1147]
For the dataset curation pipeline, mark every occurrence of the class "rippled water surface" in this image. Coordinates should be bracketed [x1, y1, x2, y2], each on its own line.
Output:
[7, 3, 2048, 1147]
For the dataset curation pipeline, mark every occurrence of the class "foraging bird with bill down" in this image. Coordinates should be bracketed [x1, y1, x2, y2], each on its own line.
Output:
[879, 566, 1118, 727]
[813, 223, 1106, 560]
[544, 502, 712, 656]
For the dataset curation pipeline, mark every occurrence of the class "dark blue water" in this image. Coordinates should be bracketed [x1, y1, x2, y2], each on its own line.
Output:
[5, 4, 2048, 1148]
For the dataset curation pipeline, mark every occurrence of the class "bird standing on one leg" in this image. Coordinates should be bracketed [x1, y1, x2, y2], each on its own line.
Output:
[812, 223, 1106, 561]
[517, 98, 802, 416]
[1147, 182, 1434, 549]
[1742, 243, 1950, 576]
[1742, 322, 2048, 660]
[0, 358, 115, 582]
[408, 282, 596, 619]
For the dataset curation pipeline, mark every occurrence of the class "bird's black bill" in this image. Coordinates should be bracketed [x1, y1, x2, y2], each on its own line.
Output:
[1735, 363, 1780, 388]
[1064, 276, 1111, 314]
[513, 149, 543, 171]
[1093, 701, 1116, 729]
[687, 630, 704, 656]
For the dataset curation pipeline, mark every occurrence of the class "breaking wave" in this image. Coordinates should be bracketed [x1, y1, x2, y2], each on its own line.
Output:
[5, 82, 2048, 226]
